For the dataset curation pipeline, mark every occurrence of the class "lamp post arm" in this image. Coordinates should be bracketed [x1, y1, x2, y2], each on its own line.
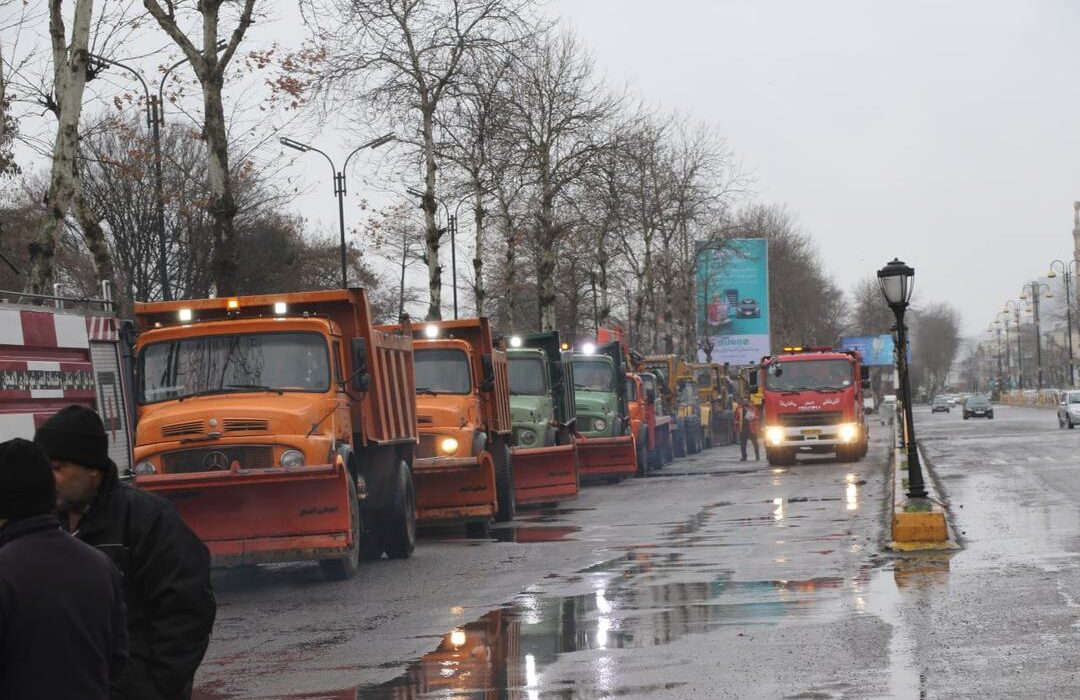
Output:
[90, 54, 151, 129]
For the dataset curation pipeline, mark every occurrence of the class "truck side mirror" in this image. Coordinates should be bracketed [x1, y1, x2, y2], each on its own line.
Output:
[481, 353, 495, 391]
[748, 371, 759, 388]
[861, 380, 871, 389]
[646, 386, 657, 404]
[860, 366, 870, 381]
[350, 338, 371, 391]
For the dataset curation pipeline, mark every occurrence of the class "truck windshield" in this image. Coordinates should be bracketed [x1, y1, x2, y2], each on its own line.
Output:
[508, 355, 547, 396]
[414, 348, 471, 394]
[694, 368, 713, 389]
[139, 332, 330, 404]
[765, 359, 853, 392]
[573, 359, 615, 392]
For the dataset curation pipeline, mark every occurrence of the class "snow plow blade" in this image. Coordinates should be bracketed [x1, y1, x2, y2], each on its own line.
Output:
[135, 461, 354, 567]
[511, 444, 578, 506]
[412, 454, 497, 524]
[575, 435, 637, 481]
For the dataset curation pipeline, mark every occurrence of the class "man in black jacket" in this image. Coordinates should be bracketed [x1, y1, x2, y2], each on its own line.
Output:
[0, 438, 128, 699]
[35, 405, 217, 700]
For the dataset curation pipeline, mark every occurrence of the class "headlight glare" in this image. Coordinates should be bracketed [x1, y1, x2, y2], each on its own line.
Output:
[838, 423, 859, 443]
[280, 449, 305, 467]
[593, 418, 606, 432]
[765, 426, 785, 446]
[438, 436, 459, 455]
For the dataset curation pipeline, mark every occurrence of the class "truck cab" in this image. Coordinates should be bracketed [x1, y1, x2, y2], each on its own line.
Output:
[626, 371, 674, 474]
[132, 290, 418, 580]
[691, 362, 733, 447]
[643, 355, 703, 457]
[506, 331, 579, 505]
[571, 342, 637, 481]
[404, 319, 514, 534]
[758, 346, 870, 466]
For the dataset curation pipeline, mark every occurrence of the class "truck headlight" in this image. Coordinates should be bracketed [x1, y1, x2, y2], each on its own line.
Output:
[838, 423, 859, 443]
[134, 461, 156, 476]
[280, 449, 305, 467]
[518, 429, 536, 446]
[765, 426, 784, 446]
[593, 418, 606, 432]
[438, 436, 459, 455]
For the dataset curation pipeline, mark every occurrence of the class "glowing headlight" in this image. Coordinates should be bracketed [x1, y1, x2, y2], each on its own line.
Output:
[519, 429, 537, 446]
[438, 436, 459, 455]
[593, 418, 606, 432]
[450, 629, 467, 647]
[178, 308, 193, 323]
[510, 335, 523, 348]
[765, 426, 785, 446]
[424, 324, 439, 339]
[838, 423, 859, 443]
[280, 449, 305, 467]
[134, 461, 156, 476]
[274, 301, 287, 315]
[582, 342, 596, 355]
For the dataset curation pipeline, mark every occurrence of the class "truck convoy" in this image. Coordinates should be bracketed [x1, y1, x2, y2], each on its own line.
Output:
[130, 289, 418, 580]
[643, 355, 703, 458]
[755, 346, 871, 467]
[571, 341, 638, 482]
[396, 318, 515, 536]
[506, 332, 579, 506]
[691, 363, 733, 448]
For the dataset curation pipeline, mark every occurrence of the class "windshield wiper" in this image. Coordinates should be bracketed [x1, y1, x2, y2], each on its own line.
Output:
[178, 388, 235, 401]
[225, 384, 283, 394]
[415, 387, 440, 395]
[178, 384, 282, 401]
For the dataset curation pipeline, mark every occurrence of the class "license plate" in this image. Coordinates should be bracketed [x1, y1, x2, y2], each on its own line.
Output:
[801, 428, 822, 436]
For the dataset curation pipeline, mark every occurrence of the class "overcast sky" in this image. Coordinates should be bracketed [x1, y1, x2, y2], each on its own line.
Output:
[11, 1, 1080, 338]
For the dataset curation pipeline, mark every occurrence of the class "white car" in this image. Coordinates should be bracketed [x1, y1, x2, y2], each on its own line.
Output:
[1058, 391, 1080, 429]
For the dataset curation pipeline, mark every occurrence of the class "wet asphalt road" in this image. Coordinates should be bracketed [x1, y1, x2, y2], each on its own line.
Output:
[189, 406, 1080, 699]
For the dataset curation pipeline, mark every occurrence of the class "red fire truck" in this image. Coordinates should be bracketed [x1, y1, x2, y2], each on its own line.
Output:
[755, 346, 870, 466]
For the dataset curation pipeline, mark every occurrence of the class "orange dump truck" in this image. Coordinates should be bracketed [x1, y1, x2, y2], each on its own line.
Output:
[131, 290, 417, 580]
[393, 319, 514, 535]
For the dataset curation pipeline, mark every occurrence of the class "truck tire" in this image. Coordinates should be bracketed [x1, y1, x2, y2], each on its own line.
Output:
[465, 519, 491, 538]
[379, 460, 417, 560]
[319, 476, 362, 580]
[686, 424, 700, 455]
[766, 447, 794, 467]
[636, 434, 648, 477]
[494, 443, 516, 522]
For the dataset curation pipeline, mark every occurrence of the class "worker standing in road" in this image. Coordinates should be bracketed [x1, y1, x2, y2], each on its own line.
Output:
[0, 438, 128, 700]
[736, 398, 760, 461]
[34, 405, 217, 700]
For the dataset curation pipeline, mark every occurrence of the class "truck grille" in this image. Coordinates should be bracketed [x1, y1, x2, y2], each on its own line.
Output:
[162, 445, 274, 474]
[223, 418, 269, 433]
[161, 420, 203, 438]
[776, 411, 843, 427]
[417, 434, 438, 459]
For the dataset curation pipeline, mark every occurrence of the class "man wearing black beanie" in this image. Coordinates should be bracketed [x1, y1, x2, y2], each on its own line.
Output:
[0, 438, 129, 699]
[35, 405, 216, 700]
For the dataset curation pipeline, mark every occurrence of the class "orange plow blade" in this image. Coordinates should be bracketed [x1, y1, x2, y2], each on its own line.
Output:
[135, 462, 353, 567]
[511, 444, 578, 506]
[575, 435, 637, 481]
[413, 455, 497, 524]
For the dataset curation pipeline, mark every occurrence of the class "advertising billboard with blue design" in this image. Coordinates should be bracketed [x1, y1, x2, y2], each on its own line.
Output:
[696, 238, 770, 365]
[839, 335, 908, 366]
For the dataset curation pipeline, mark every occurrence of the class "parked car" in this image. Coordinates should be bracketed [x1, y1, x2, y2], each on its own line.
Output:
[962, 394, 993, 420]
[736, 298, 761, 318]
[931, 396, 950, 413]
[1058, 390, 1080, 429]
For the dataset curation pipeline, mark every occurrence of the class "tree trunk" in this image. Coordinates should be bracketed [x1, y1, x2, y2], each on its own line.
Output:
[28, 0, 94, 295]
[202, 74, 239, 295]
[472, 182, 485, 317]
[72, 172, 114, 288]
[597, 233, 610, 327]
[537, 153, 557, 332]
[504, 227, 516, 330]
[422, 105, 442, 320]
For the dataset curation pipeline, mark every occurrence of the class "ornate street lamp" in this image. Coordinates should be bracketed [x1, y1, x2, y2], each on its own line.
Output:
[877, 258, 927, 499]
[1047, 259, 1077, 387]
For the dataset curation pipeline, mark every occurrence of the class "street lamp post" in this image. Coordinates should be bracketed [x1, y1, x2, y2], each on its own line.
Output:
[877, 258, 927, 500]
[1021, 281, 1053, 390]
[281, 134, 395, 288]
[989, 323, 1003, 395]
[1004, 301, 1026, 391]
[1048, 259, 1077, 388]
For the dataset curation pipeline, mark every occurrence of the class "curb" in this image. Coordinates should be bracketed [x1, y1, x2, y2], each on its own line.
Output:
[888, 425, 959, 552]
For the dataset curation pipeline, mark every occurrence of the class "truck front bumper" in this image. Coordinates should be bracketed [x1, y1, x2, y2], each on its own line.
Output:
[762, 423, 861, 449]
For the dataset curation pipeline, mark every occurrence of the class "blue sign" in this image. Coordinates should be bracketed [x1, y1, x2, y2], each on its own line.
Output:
[696, 238, 770, 365]
[839, 335, 902, 366]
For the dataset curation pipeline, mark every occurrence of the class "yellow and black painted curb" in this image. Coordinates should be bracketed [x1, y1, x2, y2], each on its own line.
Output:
[888, 436, 959, 552]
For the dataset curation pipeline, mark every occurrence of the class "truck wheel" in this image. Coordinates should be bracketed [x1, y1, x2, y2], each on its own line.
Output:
[465, 519, 491, 538]
[494, 444, 516, 522]
[319, 476, 362, 580]
[380, 460, 417, 560]
[636, 439, 648, 477]
[662, 430, 674, 465]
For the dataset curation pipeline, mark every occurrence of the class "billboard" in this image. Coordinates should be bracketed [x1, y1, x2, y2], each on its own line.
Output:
[696, 238, 770, 365]
[839, 335, 903, 366]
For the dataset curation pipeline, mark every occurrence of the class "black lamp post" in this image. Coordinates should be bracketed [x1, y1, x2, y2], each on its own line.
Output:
[877, 258, 927, 499]
[281, 133, 395, 288]
[1047, 259, 1076, 388]
[1020, 281, 1052, 390]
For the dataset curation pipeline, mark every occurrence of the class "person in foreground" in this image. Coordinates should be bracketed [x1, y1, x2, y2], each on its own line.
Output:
[0, 438, 128, 699]
[35, 405, 217, 700]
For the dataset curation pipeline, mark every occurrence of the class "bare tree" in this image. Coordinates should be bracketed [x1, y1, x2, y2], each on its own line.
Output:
[26, 0, 96, 295]
[504, 29, 616, 331]
[848, 275, 895, 337]
[141, 0, 258, 296]
[302, 0, 530, 320]
[910, 302, 962, 396]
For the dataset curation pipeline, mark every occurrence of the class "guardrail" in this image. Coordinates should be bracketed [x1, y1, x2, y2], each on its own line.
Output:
[1000, 390, 1063, 408]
